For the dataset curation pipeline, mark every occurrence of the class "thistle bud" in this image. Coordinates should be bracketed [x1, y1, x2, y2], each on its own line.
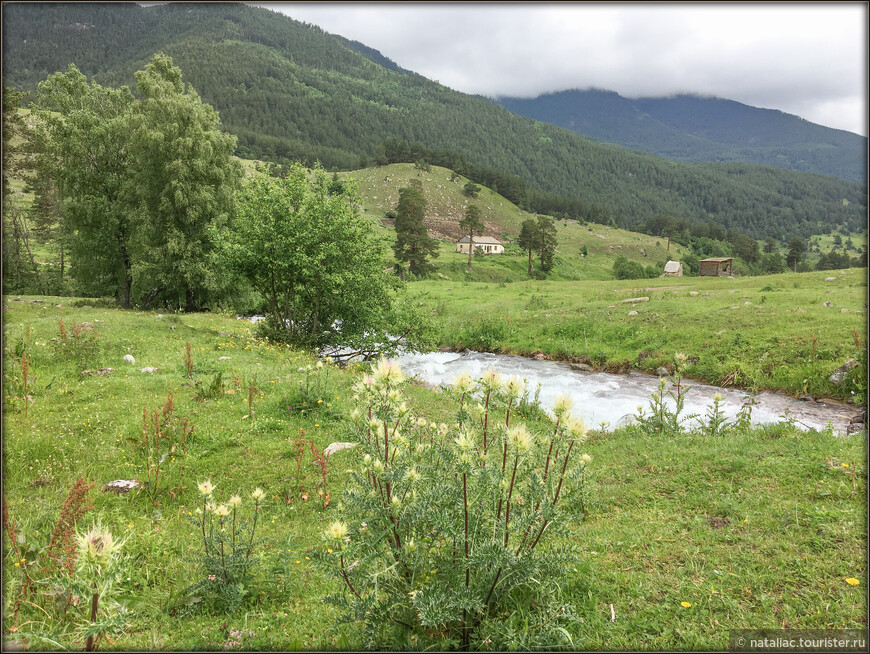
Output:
[326, 521, 348, 540]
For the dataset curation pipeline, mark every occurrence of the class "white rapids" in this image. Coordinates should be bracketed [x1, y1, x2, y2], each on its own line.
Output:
[391, 350, 856, 435]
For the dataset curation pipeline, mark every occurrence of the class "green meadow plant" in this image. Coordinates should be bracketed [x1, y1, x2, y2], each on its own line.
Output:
[635, 353, 698, 436]
[319, 360, 589, 650]
[128, 393, 193, 500]
[182, 483, 267, 615]
[52, 319, 100, 369]
[696, 393, 731, 437]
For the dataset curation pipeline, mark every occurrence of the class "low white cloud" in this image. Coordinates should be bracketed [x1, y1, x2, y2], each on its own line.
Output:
[257, 2, 867, 136]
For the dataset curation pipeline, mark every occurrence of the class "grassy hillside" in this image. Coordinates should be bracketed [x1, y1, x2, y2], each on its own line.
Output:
[2, 2, 866, 240]
[341, 163, 692, 282]
[2, 297, 865, 650]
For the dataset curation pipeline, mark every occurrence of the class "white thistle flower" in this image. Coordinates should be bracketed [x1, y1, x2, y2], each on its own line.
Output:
[197, 480, 215, 496]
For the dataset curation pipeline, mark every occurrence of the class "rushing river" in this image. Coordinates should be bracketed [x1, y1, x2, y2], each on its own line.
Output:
[391, 351, 856, 435]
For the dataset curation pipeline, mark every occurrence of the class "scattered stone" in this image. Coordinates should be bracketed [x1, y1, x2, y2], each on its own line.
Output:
[730, 306, 741, 309]
[218, 356, 231, 361]
[826, 290, 836, 294]
[621, 296, 649, 304]
[823, 301, 833, 308]
[689, 291, 699, 296]
[655, 367, 669, 376]
[716, 329, 727, 335]
[533, 352, 546, 360]
[627, 310, 638, 316]
[798, 395, 814, 402]
[829, 358, 859, 385]
[81, 368, 115, 377]
[123, 354, 136, 364]
[841, 309, 851, 313]
[323, 442, 358, 457]
[140, 367, 159, 374]
[102, 479, 140, 494]
[570, 363, 593, 372]
[744, 301, 752, 305]
[825, 276, 836, 281]
[615, 413, 638, 428]
[639, 248, 646, 256]
[794, 307, 806, 313]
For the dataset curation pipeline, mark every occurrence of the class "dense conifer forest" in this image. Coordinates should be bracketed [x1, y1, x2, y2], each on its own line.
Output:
[2, 1, 866, 240]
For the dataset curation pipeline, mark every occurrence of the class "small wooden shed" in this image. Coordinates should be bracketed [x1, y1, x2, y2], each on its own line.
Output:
[699, 257, 733, 277]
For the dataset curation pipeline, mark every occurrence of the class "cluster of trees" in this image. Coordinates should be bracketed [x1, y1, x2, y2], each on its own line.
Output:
[12, 56, 243, 310]
[3, 57, 429, 356]
[517, 217, 558, 275]
[7, 1, 864, 244]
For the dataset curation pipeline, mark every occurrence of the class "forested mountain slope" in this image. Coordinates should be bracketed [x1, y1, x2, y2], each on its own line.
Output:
[2, 1, 866, 240]
[497, 89, 867, 184]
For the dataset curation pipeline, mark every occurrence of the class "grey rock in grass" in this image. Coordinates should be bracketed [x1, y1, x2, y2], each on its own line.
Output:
[621, 296, 649, 304]
[689, 291, 699, 296]
[102, 479, 140, 494]
[823, 301, 834, 307]
[825, 277, 837, 281]
[627, 310, 638, 316]
[218, 356, 231, 361]
[140, 367, 159, 374]
[829, 359, 859, 384]
[323, 442, 358, 457]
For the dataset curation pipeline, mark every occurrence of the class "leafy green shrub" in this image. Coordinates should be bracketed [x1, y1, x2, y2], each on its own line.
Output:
[318, 361, 591, 650]
[456, 316, 508, 352]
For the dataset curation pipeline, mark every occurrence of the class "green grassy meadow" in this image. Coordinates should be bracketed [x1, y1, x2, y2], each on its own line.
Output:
[2, 296, 866, 650]
[411, 268, 867, 400]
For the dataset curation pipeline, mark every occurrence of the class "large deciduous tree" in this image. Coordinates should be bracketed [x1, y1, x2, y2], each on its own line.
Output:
[33, 66, 140, 305]
[130, 54, 242, 310]
[459, 204, 484, 271]
[218, 163, 428, 358]
[30, 55, 242, 309]
[393, 184, 438, 277]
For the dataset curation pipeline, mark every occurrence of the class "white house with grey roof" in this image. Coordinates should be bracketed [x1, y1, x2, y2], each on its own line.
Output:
[455, 236, 504, 255]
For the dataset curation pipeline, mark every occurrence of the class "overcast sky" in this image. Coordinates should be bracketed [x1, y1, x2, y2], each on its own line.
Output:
[253, 2, 868, 136]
